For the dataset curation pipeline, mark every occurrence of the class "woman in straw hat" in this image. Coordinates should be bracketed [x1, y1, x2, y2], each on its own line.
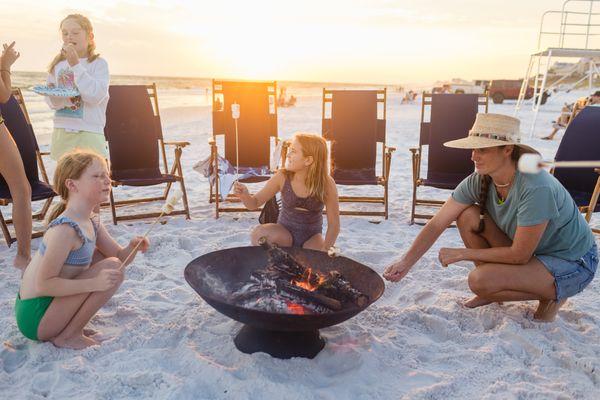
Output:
[384, 113, 597, 322]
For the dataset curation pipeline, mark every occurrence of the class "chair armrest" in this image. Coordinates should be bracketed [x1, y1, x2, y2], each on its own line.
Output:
[39, 151, 51, 156]
[385, 146, 396, 154]
[408, 147, 418, 154]
[164, 140, 190, 148]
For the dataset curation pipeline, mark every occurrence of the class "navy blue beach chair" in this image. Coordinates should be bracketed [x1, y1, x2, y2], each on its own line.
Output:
[0, 89, 56, 247]
[553, 105, 600, 233]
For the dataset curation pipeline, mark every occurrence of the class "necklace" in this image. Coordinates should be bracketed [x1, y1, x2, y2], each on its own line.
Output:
[492, 171, 516, 188]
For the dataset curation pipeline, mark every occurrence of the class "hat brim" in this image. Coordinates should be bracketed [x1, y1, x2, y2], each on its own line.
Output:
[444, 136, 539, 155]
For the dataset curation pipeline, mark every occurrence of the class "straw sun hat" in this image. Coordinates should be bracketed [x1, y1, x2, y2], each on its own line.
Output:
[444, 113, 539, 155]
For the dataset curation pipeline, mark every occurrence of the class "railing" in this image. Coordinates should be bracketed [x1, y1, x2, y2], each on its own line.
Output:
[537, 1, 600, 50]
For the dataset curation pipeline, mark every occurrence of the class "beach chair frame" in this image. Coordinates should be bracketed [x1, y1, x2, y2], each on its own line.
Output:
[321, 88, 395, 219]
[106, 83, 191, 224]
[0, 88, 55, 247]
[410, 92, 488, 224]
[209, 79, 281, 218]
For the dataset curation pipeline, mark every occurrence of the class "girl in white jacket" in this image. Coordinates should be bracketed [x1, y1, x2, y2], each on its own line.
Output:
[46, 14, 109, 161]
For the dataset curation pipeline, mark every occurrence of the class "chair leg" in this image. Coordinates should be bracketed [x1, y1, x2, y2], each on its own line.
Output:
[410, 150, 419, 225]
[109, 189, 118, 225]
[584, 175, 600, 223]
[0, 210, 14, 247]
[176, 157, 191, 220]
[38, 196, 54, 221]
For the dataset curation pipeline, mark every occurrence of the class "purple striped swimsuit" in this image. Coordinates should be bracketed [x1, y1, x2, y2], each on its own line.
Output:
[277, 177, 324, 247]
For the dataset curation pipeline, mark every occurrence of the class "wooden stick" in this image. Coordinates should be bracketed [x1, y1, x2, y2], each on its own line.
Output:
[118, 211, 164, 270]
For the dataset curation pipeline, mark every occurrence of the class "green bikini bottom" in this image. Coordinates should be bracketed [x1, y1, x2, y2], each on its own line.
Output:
[15, 294, 53, 341]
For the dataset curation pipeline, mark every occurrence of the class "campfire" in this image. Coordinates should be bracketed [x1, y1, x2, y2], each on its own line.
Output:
[184, 241, 384, 359]
[231, 238, 369, 314]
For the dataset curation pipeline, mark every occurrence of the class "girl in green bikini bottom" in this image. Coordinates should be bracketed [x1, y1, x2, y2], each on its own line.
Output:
[15, 150, 149, 349]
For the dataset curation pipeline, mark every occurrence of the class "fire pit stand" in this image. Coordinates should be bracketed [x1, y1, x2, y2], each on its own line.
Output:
[184, 246, 384, 359]
[234, 326, 325, 359]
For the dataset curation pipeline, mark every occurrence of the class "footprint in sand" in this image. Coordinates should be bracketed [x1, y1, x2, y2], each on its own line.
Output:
[0, 345, 28, 373]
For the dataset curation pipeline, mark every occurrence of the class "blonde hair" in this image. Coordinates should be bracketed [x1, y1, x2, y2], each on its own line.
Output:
[287, 133, 329, 203]
[48, 14, 100, 74]
[46, 150, 106, 223]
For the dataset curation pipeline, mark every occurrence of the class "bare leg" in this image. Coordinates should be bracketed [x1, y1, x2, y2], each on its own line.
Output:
[37, 257, 123, 349]
[250, 223, 293, 247]
[542, 127, 559, 140]
[0, 125, 32, 269]
[302, 233, 324, 251]
[456, 206, 512, 307]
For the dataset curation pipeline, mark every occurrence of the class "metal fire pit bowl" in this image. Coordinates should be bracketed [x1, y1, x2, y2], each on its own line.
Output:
[184, 246, 384, 359]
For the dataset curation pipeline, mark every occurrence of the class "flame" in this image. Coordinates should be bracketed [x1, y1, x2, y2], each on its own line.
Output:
[291, 266, 327, 292]
[286, 301, 308, 315]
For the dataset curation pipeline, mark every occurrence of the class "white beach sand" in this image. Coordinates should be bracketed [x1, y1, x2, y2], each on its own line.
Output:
[1, 88, 599, 399]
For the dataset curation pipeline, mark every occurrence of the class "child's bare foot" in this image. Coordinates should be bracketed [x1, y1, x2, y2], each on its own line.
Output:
[464, 295, 494, 308]
[533, 299, 566, 322]
[52, 334, 99, 350]
[13, 254, 30, 270]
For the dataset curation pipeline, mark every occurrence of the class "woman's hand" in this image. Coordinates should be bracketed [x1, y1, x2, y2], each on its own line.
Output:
[233, 181, 249, 197]
[438, 248, 465, 267]
[93, 268, 123, 291]
[383, 260, 412, 282]
[63, 44, 79, 67]
[1, 42, 19, 69]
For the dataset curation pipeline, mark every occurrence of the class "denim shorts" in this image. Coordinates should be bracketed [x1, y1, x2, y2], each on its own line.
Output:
[537, 244, 598, 301]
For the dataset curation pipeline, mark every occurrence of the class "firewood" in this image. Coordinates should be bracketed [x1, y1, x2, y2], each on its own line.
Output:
[276, 280, 342, 311]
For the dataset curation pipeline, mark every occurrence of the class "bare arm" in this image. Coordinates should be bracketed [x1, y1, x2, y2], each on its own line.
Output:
[0, 42, 19, 103]
[439, 222, 548, 266]
[35, 226, 100, 296]
[384, 197, 470, 281]
[322, 176, 340, 250]
[95, 220, 149, 267]
[234, 170, 285, 210]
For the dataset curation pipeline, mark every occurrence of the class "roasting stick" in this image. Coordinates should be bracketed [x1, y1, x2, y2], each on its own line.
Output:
[119, 189, 183, 270]
[231, 102, 241, 180]
[518, 153, 600, 174]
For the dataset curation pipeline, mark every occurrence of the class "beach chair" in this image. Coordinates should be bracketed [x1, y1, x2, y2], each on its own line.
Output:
[104, 84, 190, 224]
[552, 106, 600, 234]
[0, 89, 56, 247]
[322, 88, 395, 219]
[410, 93, 488, 224]
[210, 79, 280, 218]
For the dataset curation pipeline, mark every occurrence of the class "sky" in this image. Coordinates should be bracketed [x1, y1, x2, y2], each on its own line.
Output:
[1, 0, 597, 84]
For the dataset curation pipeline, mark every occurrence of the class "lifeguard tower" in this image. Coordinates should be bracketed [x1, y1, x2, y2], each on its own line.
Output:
[515, 0, 600, 135]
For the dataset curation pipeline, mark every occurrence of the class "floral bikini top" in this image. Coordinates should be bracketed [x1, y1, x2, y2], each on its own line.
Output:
[39, 216, 98, 266]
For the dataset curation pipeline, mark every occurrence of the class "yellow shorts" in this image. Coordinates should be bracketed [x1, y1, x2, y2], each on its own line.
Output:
[50, 128, 109, 161]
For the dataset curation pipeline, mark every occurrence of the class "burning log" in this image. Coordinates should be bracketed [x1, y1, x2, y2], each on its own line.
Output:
[276, 280, 342, 311]
[258, 238, 369, 309]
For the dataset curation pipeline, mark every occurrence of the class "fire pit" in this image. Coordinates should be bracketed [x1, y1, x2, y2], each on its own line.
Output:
[184, 242, 384, 359]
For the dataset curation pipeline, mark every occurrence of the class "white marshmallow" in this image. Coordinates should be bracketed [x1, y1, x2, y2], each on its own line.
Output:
[518, 153, 542, 174]
[327, 246, 341, 257]
[231, 103, 240, 119]
[162, 189, 183, 214]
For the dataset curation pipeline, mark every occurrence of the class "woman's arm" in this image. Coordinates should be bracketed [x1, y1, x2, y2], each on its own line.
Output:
[234, 171, 284, 210]
[438, 222, 548, 266]
[0, 42, 19, 103]
[35, 226, 101, 296]
[322, 176, 340, 250]
[384, 197, 470, 281]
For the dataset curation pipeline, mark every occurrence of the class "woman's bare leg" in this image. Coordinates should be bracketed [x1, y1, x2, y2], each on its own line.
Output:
[37, 257, 123, 349]
[302, 233, 324, 251]
[0, 125, 32, 269]
[250, 223, 293, 247]
[456, 206, 513, 307]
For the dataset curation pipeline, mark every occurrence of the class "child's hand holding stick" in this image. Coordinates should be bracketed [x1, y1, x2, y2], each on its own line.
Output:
[118, 189, 183, 270]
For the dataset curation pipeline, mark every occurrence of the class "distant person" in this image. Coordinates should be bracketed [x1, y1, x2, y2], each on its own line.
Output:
[0, 41, 32, 269]
[16, 151, 149, 349]
[44, 14, 110, 161]
[233, 133, 340, 252]
[542, 91, 600, 140]
[384, 114, 597, 322]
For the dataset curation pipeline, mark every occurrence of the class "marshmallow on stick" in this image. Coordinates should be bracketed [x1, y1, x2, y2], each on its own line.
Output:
[328, 246, 341, 258]
[119, 189, 183, 269]
[518, 153, 600, 174]
[232, 102, 240, 179]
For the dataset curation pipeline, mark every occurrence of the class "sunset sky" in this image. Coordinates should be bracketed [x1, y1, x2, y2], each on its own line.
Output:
[1, 0, 595, 84]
